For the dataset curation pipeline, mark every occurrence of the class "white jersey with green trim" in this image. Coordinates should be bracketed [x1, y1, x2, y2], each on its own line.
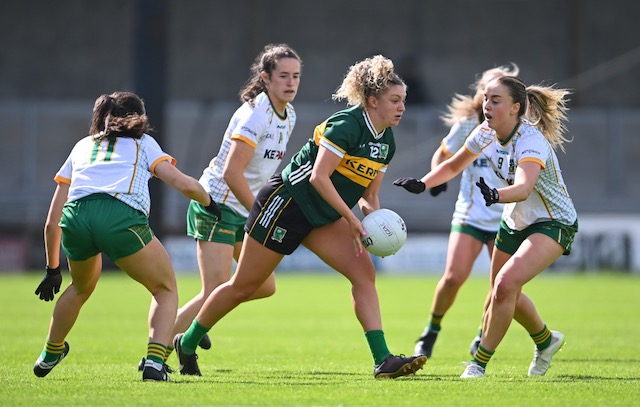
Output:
[54, 133, 175, 217]
[200, 92, 295, 217]
[441, 117, 503, 231]
[465, 120, 577, 230]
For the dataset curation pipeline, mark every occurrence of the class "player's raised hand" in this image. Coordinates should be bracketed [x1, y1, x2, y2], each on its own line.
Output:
[393, 177, 426, 194]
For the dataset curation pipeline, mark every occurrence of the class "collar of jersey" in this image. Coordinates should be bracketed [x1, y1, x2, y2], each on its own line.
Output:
[362, 109, 386, 140]
[498, 120, 522, 146]
[263, 92, 287, 120]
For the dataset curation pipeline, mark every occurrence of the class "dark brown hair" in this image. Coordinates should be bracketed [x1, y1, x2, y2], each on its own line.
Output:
[239, 43, 302, 103]
[89, 91, 150, 140]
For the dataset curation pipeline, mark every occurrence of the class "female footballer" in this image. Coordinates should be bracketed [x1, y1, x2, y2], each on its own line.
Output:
[33, 91, 220, 382]
[174, 55, 427, 379]
[395, 76, 577, 378]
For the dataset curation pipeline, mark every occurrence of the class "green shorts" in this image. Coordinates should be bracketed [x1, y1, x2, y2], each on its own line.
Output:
[495, 219, 579, 256]
[451, 223, 497, 244]
[186, 200, 246, 245]
[60, 193, 154, 262]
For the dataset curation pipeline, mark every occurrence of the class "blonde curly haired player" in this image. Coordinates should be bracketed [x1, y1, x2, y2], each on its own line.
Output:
[174, 55, 427, 379]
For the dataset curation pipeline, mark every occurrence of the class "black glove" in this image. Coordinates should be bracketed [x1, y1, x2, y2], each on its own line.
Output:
[476, 177, 499, 206]
[393, 177, 426, 194]
[204, 196, 222, 220]
[35, 265, 62, 302]
[429, 182, 448, 197]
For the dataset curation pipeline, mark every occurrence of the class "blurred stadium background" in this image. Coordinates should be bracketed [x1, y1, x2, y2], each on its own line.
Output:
[1, 0, 639, 272]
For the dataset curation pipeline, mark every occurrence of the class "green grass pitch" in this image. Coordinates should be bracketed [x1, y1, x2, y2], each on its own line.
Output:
[1, 271, 638, 406]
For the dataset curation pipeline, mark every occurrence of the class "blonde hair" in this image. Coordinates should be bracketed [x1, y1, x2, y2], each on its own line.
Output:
[332, 55, 405, 107]
[442, 63, 519, 126]
[525, 84, 572, 152]
[497, 76, 572, 152]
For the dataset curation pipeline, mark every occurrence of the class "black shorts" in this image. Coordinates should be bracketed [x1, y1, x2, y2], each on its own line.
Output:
[245, 174, 313, 255]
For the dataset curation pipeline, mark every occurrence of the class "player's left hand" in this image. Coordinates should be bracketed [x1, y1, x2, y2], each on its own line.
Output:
[35, 265, 62, 302]
[393, 177, 426, 194]
[476, 177, 499, 206]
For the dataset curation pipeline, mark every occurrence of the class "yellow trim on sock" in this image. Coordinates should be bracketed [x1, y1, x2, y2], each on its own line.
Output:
[473, 345, 494, 365]
[531, 326, 551, 345]
[147, 342, 168, 361]
[45, 339, 66, 354]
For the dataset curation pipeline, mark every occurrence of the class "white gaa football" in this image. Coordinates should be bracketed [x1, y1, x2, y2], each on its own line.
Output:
[360, 209, 407, 257]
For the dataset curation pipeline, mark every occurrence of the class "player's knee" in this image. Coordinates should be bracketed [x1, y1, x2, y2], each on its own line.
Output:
[68, 283, 95, 302]
[442, 271, 468, 288]
[260, 279, 276, 298]
[492, 276, 519, 303]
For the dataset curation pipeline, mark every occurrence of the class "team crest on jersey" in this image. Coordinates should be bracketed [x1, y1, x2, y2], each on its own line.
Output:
[368, 142, 389, 160]
[271, 226, 287, 243]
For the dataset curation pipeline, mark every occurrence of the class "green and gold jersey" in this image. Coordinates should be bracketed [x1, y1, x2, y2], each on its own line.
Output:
[282, 106, 395, 227]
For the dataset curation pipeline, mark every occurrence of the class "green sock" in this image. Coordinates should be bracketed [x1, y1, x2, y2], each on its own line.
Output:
[164, 346, 174, 360]
[472, 345, 494, 368]
[365, 330, 392, 365]
[147, 342, 167, 364]
[428, 313, 444, 332]
[41, 339, 66, 362]
[181, 319, 211, 355]
[530, 325, 552, 350]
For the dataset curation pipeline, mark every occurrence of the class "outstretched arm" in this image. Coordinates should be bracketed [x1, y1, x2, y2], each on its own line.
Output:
[423, 147, 476, 187]
[154, 160, 210, 206]
[155, 160, 221, 219]
[428, 145, 449, 196]
[394, 147, 476, 193]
